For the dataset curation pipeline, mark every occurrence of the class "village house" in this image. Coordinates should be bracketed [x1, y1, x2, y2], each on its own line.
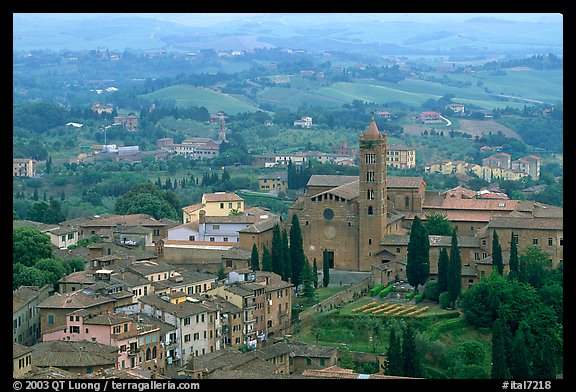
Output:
[13, 220, 79, 250]
[42, 310, 165, 373]
[419, 111, 442, 123]
[258, 172, 288, 193]
[182, 192, 245, 223]
[293, 116, 313, 128]
[163, 137, 220, 159]
[37, 284, 133, 335]
[445, 103, 465, 114]
[13, 343, 34, 378]
[178, 346, 282, 379]
[13, 158, 36, 177]
[91, 103, 113, 114]
[113, 115, 139, 131]
[13, 285, 53, 346]
[386, 145, 416, 169]
[116, 294, 221, 366]
[59, 213, 178, 246]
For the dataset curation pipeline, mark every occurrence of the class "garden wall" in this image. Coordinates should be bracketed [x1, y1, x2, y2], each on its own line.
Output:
[298, 277, 372, 322]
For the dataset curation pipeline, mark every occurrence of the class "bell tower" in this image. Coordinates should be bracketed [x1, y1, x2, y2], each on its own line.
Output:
[358, 116, 387, 270]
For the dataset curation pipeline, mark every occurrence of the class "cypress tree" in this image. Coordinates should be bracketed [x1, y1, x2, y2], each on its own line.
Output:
[312, 258, 318, 289]
[509, 323, 531, 379]
[492, 230, 504, 275]
[217, 262, 226, 280]
[262, 245, 272, 272]
[289, 214, 305, 288]
[437, 247, 449, 293]
[323, 249, 330, 288]
[508, 232, 519, 280]
[271, 223, 283, 276]
[250, 244, 260, 271]
[491, 318, 508, 379]
[301, 257, 315, 300]
[402, 325, 424, 377]
[447, 230, 462, 308]
[406, 216, 430, 292]
[385, 327, 403, 376]
[281, 228, 291, 282]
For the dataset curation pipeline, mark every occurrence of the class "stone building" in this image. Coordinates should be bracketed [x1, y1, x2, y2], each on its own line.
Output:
[288, 117, 563, 288]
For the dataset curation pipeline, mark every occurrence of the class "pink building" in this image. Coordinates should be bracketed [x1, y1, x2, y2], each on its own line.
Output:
[42, 310, 164, 372]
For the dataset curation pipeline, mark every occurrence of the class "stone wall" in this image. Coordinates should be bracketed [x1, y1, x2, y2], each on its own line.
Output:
[298, 277, 372, 322]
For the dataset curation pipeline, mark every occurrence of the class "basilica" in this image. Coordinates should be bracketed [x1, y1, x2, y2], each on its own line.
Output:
[288, 118, 563, 288]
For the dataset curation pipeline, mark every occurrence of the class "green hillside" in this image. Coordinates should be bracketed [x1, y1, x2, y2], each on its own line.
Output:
[139, 84, 261, 115]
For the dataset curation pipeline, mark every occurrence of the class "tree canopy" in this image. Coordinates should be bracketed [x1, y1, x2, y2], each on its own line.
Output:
[13, 226, 54, 266]
[406, 216, 430, 292]
[114, 182, 180, 221]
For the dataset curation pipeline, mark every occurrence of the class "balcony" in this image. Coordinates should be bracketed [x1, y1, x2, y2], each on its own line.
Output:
[128, 348, 140, 356]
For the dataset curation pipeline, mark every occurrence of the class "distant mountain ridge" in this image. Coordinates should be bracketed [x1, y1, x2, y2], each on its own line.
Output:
[13, 13, 563, 56]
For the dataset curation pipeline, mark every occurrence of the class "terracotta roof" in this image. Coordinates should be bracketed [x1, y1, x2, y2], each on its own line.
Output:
[202, 215, 259, 224]
[79, 214, 166, 227]
[307, 175, 357, 188]
[182, 203, 204, 214]
[429, 198, 520, 211]
[239, 218, 279, 234]
[138, 294, 215, 317]
[363, 116, 381, 140]
[13, 285, 51, 312]
[203, 193, 244, 202]
[223, 246, 252, 260]
[31, 340, 118, 368]
[286, 342, 338, 358]
[58, 271, 95, 285]
[13, 342, 34, 358]
[128, 260, 175, 276]
[111, 270, 150, 287]
[489, 217, 563, 230]
[38, 290, 116, 309]
[83, 313, 132, 326]
[255, 342, 292, 360]
[387, 176, 424, 189]
[302, 365, 419, 379]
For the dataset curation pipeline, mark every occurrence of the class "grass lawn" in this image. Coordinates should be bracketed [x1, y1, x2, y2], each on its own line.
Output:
[293, 286, 348, 311]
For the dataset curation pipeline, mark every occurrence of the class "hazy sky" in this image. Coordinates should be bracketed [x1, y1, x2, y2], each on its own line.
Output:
[14, 12, 563, 27]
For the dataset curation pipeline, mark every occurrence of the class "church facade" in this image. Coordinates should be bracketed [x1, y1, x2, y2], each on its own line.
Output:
[288, 118, 563, 288]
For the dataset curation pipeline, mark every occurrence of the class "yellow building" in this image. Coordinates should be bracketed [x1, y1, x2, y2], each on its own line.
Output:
[386, 145, 416, 169]
[182, 192, 245, 223]
[258, 172, 288, 193]
[13, 158, 36, 177]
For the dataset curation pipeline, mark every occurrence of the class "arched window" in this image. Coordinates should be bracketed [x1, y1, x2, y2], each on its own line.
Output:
[152, 346, 157, 359]
[368, 206, 374, 215]
[146, 348, 151, 361]
[405, 196, 410, 208]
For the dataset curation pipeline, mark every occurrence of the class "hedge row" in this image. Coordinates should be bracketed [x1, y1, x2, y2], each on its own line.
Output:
[379, 285, 394, 298]
[426, 317, 465, 341]
[369, 284, 384, 296]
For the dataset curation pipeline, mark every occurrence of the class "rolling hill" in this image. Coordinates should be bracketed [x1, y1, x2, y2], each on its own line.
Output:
[138, 85, 261, 115]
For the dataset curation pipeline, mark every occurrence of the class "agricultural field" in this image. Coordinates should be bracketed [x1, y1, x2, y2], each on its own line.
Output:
[139, 84, 261, 115]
